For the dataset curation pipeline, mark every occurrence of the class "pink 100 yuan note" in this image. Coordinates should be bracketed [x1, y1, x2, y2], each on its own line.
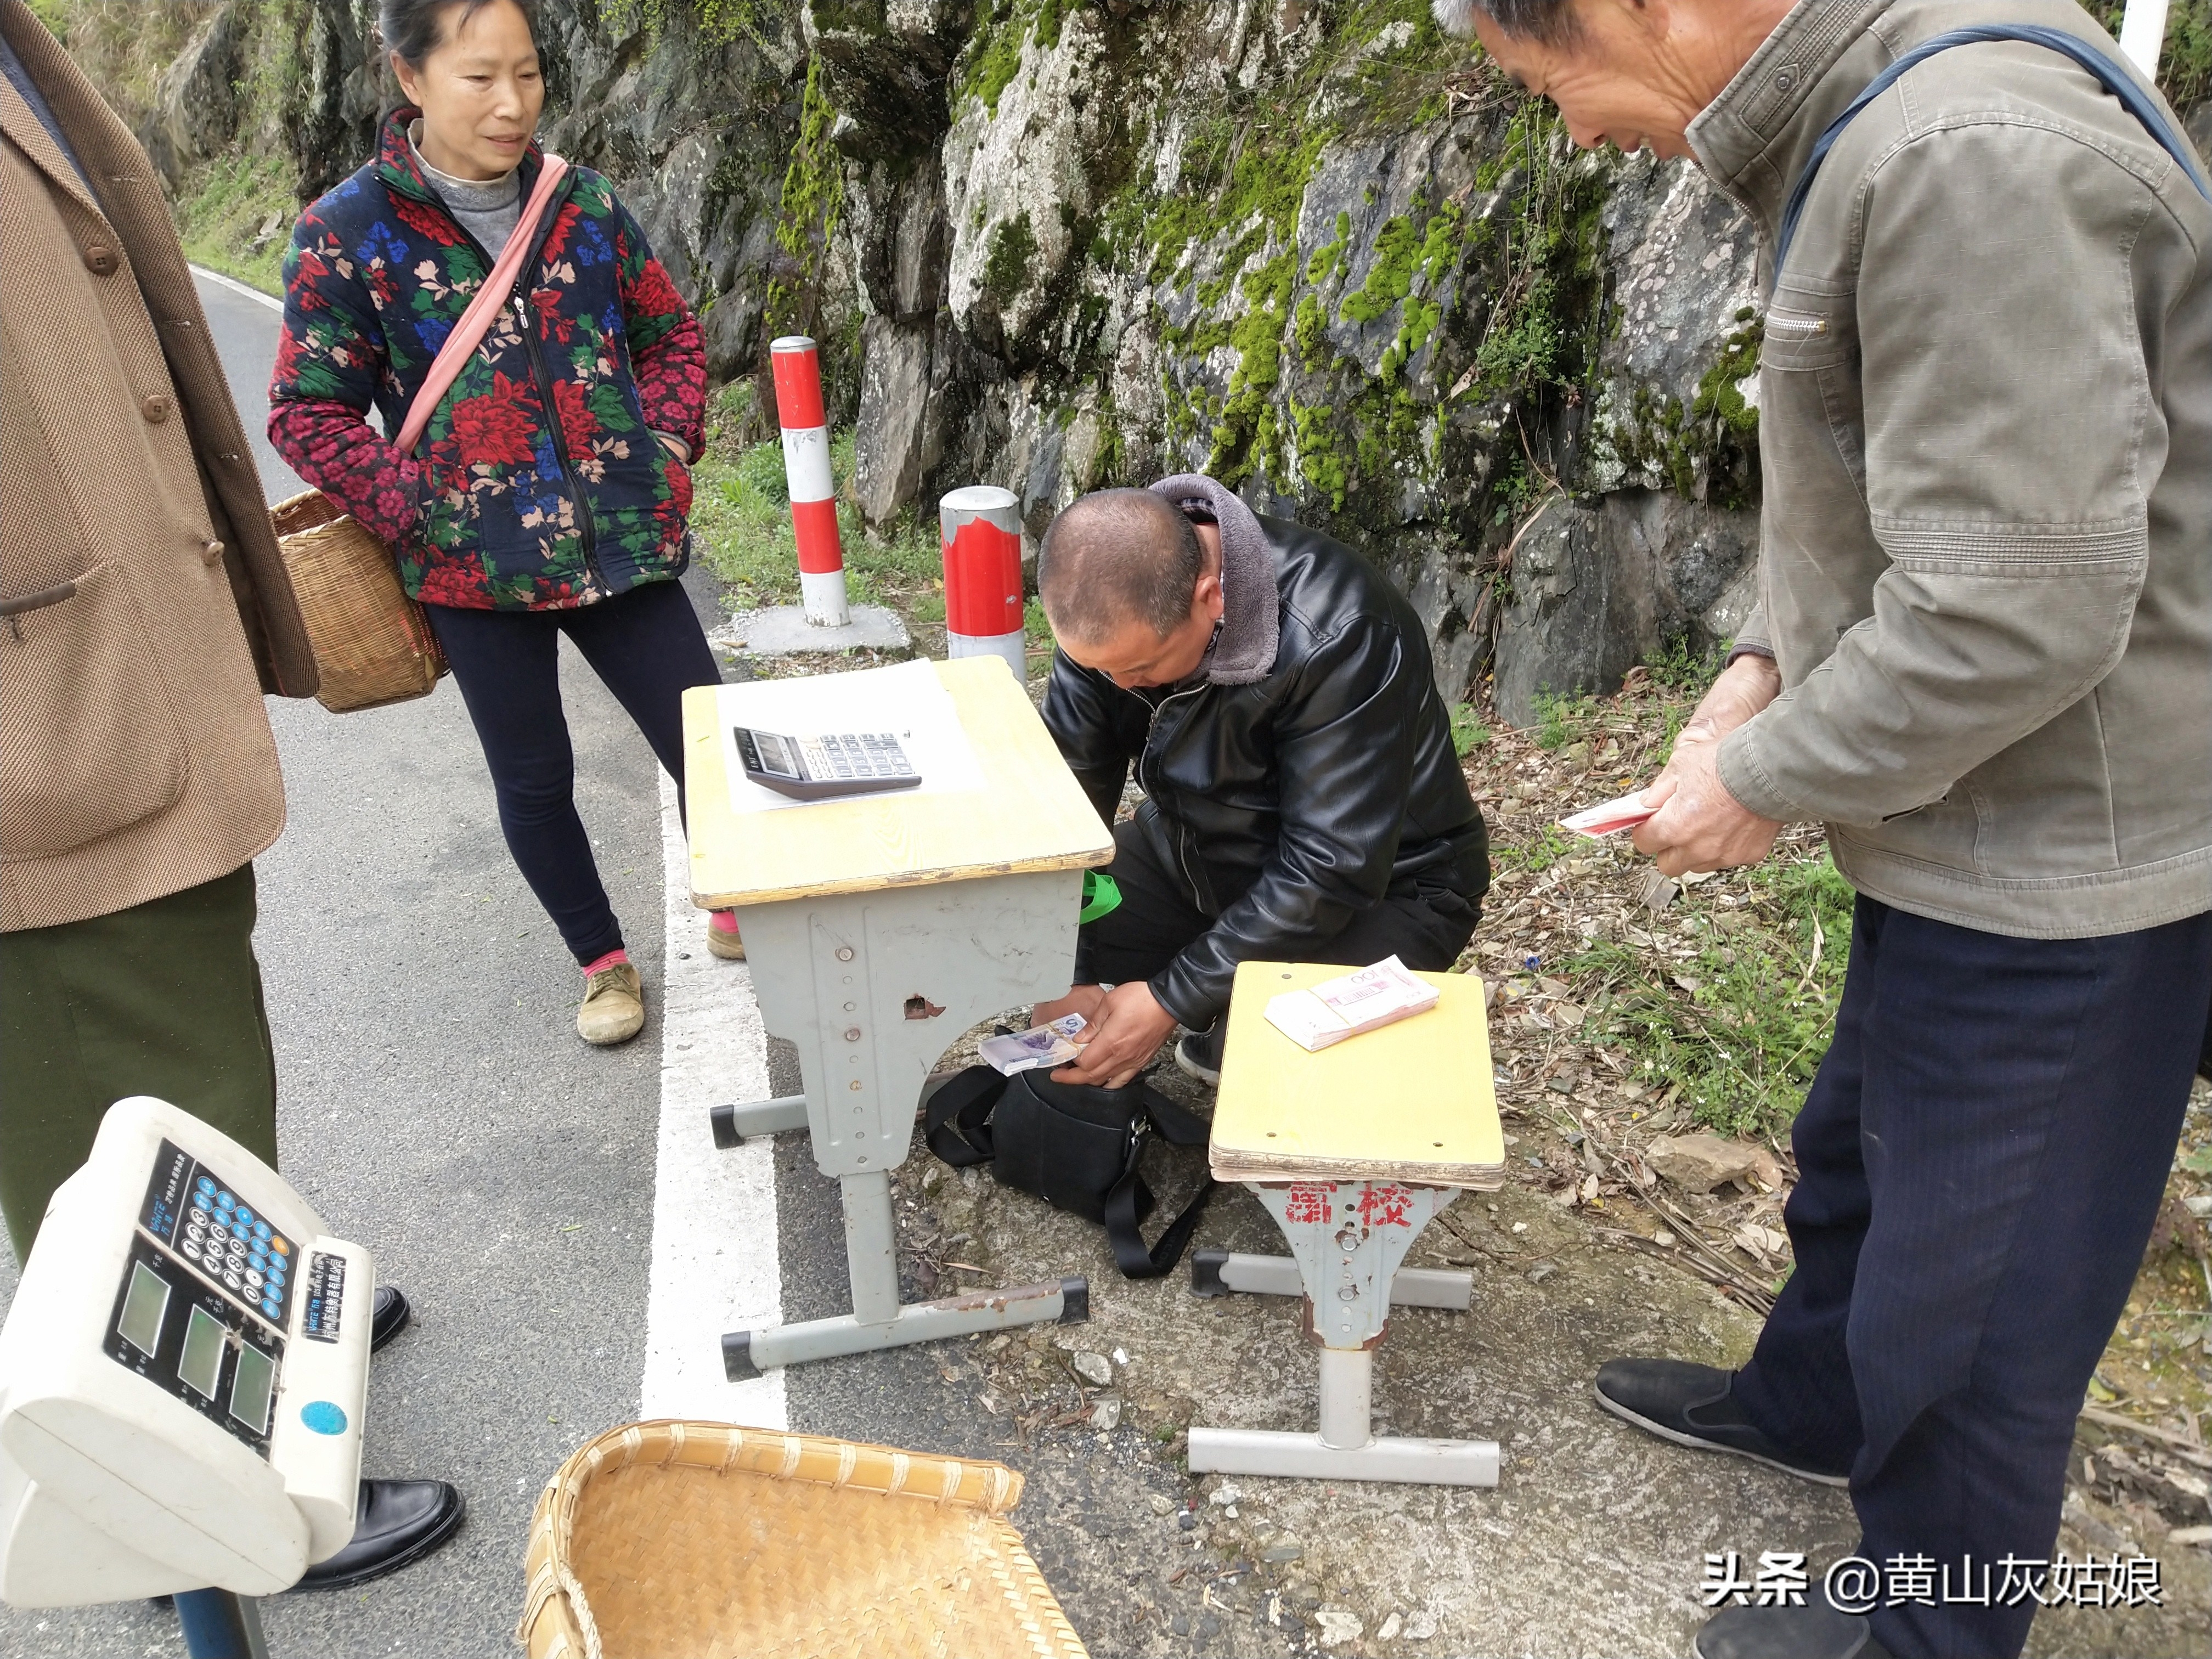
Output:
[1558, 791, 1660, 838]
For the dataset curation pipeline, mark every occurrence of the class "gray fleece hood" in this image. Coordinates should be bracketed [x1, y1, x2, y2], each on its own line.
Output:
[1149, 473, 1279, 686]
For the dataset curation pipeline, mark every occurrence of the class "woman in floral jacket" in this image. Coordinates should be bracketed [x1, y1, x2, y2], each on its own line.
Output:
[272, 0, 738, 1046]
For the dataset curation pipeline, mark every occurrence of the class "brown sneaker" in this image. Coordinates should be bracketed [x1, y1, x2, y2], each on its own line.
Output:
[706, 910, 745, 961]
[578, 962, 645, 1045]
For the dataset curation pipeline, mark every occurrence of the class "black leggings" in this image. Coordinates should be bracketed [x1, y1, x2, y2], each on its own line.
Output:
[426, 580, 721, 964]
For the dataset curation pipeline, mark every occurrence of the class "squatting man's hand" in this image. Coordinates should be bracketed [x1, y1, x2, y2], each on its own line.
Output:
[1030, 981, 1179, 1090]
[1631, 653, 1786, 879]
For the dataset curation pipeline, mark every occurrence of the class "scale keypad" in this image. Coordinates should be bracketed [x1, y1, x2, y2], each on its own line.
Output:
[139, 1139, 295, 1331]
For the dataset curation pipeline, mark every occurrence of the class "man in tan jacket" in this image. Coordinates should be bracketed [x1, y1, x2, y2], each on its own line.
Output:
[0, 0, 461, 1590]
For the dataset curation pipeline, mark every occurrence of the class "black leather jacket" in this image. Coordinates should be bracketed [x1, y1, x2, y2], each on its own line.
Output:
[1042, 512, 1489, 1023]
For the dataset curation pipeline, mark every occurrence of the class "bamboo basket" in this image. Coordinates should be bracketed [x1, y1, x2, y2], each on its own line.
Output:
[517, 1421, 1089, 1659]
[269, 488, 445, 713]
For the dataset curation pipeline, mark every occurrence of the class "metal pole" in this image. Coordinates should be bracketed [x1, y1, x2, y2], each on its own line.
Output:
[2120, 0, 2170, 75]
[1316, 1347, 1374, 1451]
[939, 485, 1028, 684]
[770, 336, 851, 628]
[840, 1169, 902, 1326]
[174, 1589, 270, 1659]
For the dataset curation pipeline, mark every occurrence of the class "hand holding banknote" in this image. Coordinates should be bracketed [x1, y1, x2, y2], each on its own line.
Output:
[1632, 653, 1784, 876]
[1559, 653, 1785, 876]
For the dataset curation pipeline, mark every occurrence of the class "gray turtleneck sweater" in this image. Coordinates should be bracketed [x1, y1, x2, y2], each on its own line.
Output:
[409, 121, 522, 253]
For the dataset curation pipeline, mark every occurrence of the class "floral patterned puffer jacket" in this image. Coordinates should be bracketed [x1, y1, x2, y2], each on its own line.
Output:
[268, 110, 707, 610]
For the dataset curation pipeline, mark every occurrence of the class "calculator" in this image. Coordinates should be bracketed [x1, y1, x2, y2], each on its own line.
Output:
[733, 727, 922, 801]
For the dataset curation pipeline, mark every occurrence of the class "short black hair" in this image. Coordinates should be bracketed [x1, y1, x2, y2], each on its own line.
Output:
[380, 0, 539, 69]
[1431, 0, 1580, 44]
[1039, 489, 1207, 644]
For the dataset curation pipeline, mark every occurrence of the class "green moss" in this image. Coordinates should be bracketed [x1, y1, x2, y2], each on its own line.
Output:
[1605, 311, 1764, 506]
[1207, 250, 1300, 482]
[962, 0, 1073, 116]
[763, 56, 847, 340]
[981, 212, 1040, 309]
[1339, 213, 1419, 325]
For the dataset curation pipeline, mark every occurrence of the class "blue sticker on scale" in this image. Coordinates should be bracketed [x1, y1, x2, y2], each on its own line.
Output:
[300, 1401, 347, 1436]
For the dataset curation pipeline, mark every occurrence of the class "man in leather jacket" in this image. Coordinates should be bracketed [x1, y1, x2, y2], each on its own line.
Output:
[1032, 477, 1489, 1088]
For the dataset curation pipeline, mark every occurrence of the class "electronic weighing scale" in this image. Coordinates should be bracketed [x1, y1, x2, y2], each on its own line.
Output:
[0, 1096, 375, 1656]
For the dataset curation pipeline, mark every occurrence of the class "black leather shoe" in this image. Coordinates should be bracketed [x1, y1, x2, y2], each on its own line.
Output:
[371, 1285, 410, 1353]
[1175, 1023, 1224, 1086]
[1595, 1358, 1850, 1487]
[1695, 1600, 1893, 1659]
[292, 1479, 463, 1590]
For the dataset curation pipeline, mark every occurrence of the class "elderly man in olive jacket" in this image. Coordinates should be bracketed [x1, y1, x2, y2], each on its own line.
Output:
[1440, 2, 2212, 1658]
[0, 0, 461, 1588]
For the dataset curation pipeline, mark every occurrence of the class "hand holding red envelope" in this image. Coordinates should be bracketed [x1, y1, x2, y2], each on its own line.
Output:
[1557, 790, 1661, 838]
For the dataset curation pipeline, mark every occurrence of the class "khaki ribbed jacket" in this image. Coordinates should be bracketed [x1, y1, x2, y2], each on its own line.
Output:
[1, 0, 317, 932]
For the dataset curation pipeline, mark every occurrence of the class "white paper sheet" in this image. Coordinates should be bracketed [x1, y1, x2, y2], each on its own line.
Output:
[716, 659, 988, 815]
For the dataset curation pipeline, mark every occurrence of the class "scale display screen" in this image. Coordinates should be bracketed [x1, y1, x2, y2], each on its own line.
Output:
[177, 1307, 225, 1401]
[229, 1343, 275, 1435]
[117, 1262, 168, 1359]
[100, 1141, 288, 1455]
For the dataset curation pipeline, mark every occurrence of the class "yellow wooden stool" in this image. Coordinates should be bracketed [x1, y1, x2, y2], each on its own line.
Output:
[1188, 961, 1507, 1486]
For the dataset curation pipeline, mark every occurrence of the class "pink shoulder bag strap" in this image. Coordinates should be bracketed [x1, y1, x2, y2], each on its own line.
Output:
[393, 154, 569, 455]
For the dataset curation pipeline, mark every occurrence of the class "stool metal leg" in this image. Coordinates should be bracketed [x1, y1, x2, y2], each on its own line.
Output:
[709, 1095, 810, 1147]
[1317, 1347, 1373, 1449]
[1191, 1249, 1473, 1310]
[1184, 1181, 1500, 1488]
[842, 1169, 902, 1327]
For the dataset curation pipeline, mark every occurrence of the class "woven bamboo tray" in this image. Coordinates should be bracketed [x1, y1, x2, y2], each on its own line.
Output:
[518, 1421, 1088, 1659]
[269, 488, 445, 713]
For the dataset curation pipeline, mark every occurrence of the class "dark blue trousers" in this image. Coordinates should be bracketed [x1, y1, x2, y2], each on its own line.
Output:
[427, 579, 721, 964]
[1731, 896, 2212, 1659]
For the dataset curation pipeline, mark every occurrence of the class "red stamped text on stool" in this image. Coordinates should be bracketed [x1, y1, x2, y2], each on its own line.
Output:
[1355, 1185, 1414, 1227]
[1284, 1183, 1336, 1224]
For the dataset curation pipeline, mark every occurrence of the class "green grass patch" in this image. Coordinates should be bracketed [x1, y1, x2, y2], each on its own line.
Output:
[1572, 853, 1855, 1140]
[1449, 702, 1491, 757]
[1644, 635, 1728, 697]
[1494, 825, 1576, 876]
[689, 428, 944, 616]
[1531, 689, 1599, 751]
[173, 153, 298, 296]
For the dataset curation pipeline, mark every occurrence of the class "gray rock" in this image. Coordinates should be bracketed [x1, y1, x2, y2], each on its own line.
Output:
[1258, 1534, 1305, 1562]
[853, 315, 934, 526]
[1071, 1349, 1113, 1386]
[1314, 1605, 1363, 1647]
[1491, 498, 1633, 730]
[142, 3, 250, 187]
[1646, 1131, 1761, 1193]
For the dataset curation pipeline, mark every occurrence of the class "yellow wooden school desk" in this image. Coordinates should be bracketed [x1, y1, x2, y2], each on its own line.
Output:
[1186, 961, 1507, 1485]
[682, 657, 1115, 1375]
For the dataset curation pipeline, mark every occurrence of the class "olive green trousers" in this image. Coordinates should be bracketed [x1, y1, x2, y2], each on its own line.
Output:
[0, 863, 278, 1264]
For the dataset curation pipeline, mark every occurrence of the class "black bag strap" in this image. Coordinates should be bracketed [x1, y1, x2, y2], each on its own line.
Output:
[1136, 1081, 1211, 1147]
[1101, 1079, 1218, 1279]
[923, 1066, 1007, 1167]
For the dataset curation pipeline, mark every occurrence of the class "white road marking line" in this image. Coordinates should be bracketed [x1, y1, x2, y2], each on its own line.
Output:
[642, 772, 786, 1425]
[190, 263, 284, 312]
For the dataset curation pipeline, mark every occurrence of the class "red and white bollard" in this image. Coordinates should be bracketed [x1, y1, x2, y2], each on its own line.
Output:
[939, 485, 1027, 683]
[770, 335, 850, 629]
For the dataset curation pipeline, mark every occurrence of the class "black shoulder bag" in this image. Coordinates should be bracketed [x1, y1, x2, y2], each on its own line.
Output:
[924, 1068, 1217, 1278]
